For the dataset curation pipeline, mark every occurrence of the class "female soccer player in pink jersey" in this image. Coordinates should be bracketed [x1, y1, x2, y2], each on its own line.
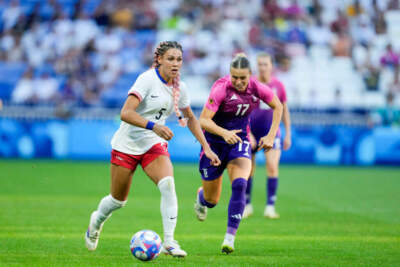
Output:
[85, 41, 220, 257]
[243, 53, 292, 219]
[194, 53, 283, 254]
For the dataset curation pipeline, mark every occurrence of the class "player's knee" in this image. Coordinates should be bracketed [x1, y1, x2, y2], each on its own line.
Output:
[232, 178, 247, 195]
[266, 164, 278, 177]
[157, 176, 176, 195]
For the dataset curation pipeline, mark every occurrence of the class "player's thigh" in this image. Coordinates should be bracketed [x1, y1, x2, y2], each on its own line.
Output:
[110, 163, 135, 201]
[226, 157, 252, 183]
[202, 176, 223, 204]
[265, 149, 281, 176]
[143, 155, 174, 185]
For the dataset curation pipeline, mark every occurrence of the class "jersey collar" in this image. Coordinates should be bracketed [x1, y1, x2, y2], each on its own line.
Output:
[155, 68, 168, 84]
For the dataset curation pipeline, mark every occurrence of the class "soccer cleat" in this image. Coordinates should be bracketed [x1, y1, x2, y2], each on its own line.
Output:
[194, 187, 207, 221]
[85, 211, 104, 251]
[221, 238, 235, 254]
[161, 240, 187, 257]
[264, 206, 280, 219]
[242, 203, 253, 219]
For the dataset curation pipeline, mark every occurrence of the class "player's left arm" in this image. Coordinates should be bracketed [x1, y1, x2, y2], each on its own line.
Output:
[181, 107, 221, 166]
[282, 102, 292, 150]
[258, 95, 283, 151]
[255, 80, 283, 151]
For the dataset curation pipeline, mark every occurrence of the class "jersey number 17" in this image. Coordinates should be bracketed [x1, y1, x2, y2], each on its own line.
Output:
[236, 104, 249, 116]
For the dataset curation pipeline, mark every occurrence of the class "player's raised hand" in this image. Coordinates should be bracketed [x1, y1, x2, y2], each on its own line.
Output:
[204, 148, 221, 166]
[153, 124, 174, 140]
[222, 129, 242, 144]
[258, 135, 274, 151]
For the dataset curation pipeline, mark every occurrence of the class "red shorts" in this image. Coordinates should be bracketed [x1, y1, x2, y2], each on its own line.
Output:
[111, 143, 170, 171]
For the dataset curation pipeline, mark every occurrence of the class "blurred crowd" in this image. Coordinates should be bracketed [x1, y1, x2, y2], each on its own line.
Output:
[0, 0, 400, 125]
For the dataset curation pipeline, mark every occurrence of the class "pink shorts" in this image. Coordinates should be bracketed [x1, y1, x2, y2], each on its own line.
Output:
[111, 143, 170, 171]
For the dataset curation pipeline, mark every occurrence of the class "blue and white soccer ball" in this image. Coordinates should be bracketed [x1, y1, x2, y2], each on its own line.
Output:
[130, 230, 162, 261]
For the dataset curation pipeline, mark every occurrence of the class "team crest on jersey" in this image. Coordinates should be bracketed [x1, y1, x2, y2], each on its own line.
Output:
[209, 98, 214, 104]
[252, 96, 258, 102]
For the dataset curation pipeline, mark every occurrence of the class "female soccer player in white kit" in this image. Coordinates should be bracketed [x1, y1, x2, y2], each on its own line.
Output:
[85, 41, 220, 257]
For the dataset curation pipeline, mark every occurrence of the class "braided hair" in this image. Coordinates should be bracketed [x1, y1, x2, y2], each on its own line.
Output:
[152, 41, 186, 127]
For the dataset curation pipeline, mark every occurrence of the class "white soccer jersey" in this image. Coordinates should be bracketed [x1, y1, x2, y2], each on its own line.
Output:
[111, 68, 191, 155]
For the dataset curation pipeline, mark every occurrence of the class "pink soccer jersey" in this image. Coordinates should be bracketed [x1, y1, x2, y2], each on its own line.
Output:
[250, 76, 286, 141]
[268, 77, 287, 103]
[205, 76, 274, 113]
[204, 75, 274, 143]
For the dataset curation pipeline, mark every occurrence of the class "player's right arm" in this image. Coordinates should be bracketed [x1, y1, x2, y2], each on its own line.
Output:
[120, 95, 173, 141]
[200, 79, 242, 144]
[199, 107, 242, 144]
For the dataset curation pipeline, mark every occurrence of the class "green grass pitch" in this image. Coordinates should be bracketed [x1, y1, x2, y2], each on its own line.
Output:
[0, 160, 399, 266]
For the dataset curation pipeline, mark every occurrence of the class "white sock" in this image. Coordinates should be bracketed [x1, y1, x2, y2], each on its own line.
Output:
[266, 205, 275, 212]
[157, 176, 177, 242]
[224, 233, 235, 242]
[93, 194, 127, 229]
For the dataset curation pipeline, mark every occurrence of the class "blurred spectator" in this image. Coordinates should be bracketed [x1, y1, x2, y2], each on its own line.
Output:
[380, 44, 399, 69]
[93, 2, 111, 27]
[307, 18, 333, 46]
[331, 31, 352, 58]
[263, 0, 283, 21]
[1, 0, 22, 31]
[95, 27, 122, 54]
[346, 0, 365, 18]
[360, 46, 381, 92]
[0, 0, 399, 111]
[308, 0, 323, 21]
[133, 1, 158, 30]
[284, 20, 308, 57]
[12, 69, 34, 103]
[372, 1, 387, 35]
[351, 14, 375, 47]
[285, 0, 305, 21]
[34, 72, 59, 103]
[112, 7, 133, 29]
[330, 9, 349, 34]
[369, 91, 400, 126]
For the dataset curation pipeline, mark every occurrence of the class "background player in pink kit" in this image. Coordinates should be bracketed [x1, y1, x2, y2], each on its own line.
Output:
[194, 53, 282, 254]
[243, 53, 292, 219]
[85, 41, 220, 257]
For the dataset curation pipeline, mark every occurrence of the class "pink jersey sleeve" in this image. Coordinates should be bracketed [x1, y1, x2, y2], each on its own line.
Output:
[204, 78, 227, 112]
[254, 79, 274, 104]
[276, 79, 287, 103]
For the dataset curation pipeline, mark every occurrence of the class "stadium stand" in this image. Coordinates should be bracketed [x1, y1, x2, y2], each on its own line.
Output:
[0, 0, 399, 119]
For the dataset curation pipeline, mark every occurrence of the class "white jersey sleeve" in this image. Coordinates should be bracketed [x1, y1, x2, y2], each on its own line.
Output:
[178, 81, 191, 109]
[127, 73, 151, 101]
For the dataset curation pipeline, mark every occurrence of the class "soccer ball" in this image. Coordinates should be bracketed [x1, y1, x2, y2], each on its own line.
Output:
[130, 230, 162, 261]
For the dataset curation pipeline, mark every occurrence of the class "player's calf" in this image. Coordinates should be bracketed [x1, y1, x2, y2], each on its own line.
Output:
[194, 187, 216, 221]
